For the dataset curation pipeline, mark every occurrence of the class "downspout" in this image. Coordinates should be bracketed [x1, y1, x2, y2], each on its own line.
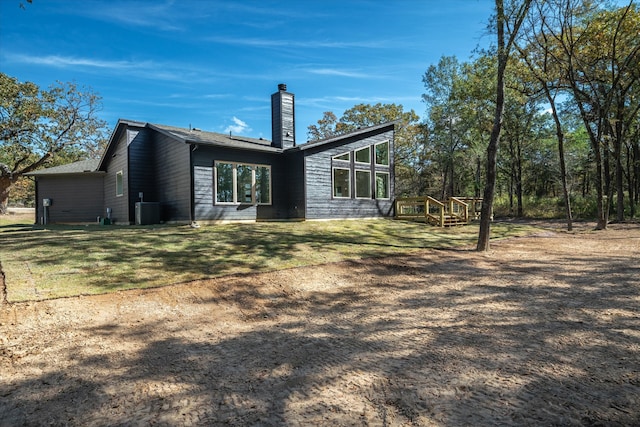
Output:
[33, 176, 39, 225]
[189, 142, 195, 225]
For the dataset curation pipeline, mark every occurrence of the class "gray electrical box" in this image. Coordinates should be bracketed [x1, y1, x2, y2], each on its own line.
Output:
[43, 198, 52, 207]
[135, 202, 160, 225]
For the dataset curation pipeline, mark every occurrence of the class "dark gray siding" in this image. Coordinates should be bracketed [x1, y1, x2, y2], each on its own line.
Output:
[102, 128, 133, 223]
[127, 128, 155, 220]
[152, 131, 191, 222]
[193, 165, 213, 219]
[36, 174, 104, 223]
[284, 151, 305, 219]
[192, 146, 287, 221]
[303, 129, 395, 220]
[271, 90, 295, 149]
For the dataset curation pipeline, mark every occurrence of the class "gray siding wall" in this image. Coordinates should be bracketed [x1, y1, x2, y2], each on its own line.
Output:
[152, 132, 191, 222]
[284, 151, 305, 219]
[192, 146, 287, 221]
[102, 128, 133, 223]
[127, 128, 155, 220]
[303, 129, 395, 220]
[36, 174, 104, 223]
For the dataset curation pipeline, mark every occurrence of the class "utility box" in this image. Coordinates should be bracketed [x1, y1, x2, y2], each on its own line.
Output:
[135, 202, 160, 225]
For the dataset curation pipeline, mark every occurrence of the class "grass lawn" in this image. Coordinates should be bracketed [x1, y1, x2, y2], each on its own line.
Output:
[0, 218, 538, 302]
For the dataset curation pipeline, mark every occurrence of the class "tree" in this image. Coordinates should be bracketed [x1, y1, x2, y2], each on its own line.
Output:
[306, 111, 349, 142]
[0, 73, 108, 214]
[477, 0, 533, 251]
[535, 1, 640, 228]
[514, 8, 577, 229]
[422, 56, 470, 199]
[458, 54, 499, 199]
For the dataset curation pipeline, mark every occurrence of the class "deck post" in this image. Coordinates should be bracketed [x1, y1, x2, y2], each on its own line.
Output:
[424, 199, 429, 224]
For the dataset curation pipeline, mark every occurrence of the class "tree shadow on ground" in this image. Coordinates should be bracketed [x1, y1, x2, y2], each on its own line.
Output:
[1, 229, 639, 425]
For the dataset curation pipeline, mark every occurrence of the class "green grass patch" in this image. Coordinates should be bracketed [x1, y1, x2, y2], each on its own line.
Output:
[0, 218, 538, 302]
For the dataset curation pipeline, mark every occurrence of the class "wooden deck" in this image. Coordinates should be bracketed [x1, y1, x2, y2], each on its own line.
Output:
[395, 196, 483, 227]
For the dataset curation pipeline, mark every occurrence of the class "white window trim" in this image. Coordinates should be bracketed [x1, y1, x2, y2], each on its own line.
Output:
[214, 162, 272, 205]
[354, 146, 371, 165]
[332, 167, 351, 199]
[115, 170, 124, 197]
[375, 171, 391, 200]
[375, 140, 390, 166]
[355, 170, 372, 199]
[332, 151, 351, 162]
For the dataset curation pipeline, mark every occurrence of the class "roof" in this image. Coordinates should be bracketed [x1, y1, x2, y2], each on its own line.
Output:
[149, 123, 282, 153]
[292, 121, 396, 152]
[38, 120, 395, 177]
[26, 159, 102, 176]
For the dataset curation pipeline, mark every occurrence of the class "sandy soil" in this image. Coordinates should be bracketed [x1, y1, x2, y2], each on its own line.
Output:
[1, 221, 639, 426]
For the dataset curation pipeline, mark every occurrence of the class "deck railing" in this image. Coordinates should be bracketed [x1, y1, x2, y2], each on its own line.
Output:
[395, 196, 483, 227]
[453, 197, 484, 220]
[448, 197, 469, 224]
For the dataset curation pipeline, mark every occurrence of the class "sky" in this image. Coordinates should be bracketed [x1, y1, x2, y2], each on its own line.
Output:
[0, 0, 495, 144]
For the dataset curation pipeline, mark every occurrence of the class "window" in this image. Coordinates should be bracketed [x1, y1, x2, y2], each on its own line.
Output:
[355, 146, 370, 164]
[331, 143, 391, 200]
[215, 163, 233, 203]
[236, 164, 253, 204]
[355, 170, 371, 198]
[215, 162, 271, 205]
[333, 152, 350, 161]
[255, 166, 271, 204]
[333, 168, 350, 198]
[375, 141, 389, 166]
[115, 171, 124, 196]
[376, 172, 390, 199]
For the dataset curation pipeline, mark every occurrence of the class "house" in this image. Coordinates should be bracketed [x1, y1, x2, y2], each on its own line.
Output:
[28, 84, 396, 224]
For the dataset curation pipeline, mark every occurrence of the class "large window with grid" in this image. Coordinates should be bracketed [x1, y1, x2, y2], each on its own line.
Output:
[215, 162, 271, 205]
[331, 141, 390, 200]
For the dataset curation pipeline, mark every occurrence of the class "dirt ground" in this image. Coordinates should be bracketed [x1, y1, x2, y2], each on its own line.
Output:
[1, 220, 639, 426]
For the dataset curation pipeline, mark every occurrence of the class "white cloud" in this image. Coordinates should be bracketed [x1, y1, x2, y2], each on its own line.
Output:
[206, 36, 386, 49]
[7, 54, 132, 69]
[69, 1, 184, 32]
[224, 117, 251, 135]
[305, 68, 370, 78]
[3, 53, 216, 83]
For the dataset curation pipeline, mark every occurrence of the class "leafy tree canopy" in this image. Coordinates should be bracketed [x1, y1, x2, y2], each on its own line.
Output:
[307, 103, 419, 141]
[0, 73, 108, 213]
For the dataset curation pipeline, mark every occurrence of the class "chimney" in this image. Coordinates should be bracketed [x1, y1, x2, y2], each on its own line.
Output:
[271, 83, 295, 149]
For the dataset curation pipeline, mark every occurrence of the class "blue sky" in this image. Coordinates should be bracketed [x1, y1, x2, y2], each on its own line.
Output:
[1, 0, 494, 144]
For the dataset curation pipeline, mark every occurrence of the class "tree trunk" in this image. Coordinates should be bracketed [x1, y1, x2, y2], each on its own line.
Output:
[508, 139, 515, 215]
[631, 139, 640, 218]
[613, 118, 624, 222]
[449, 156, 455, 199]
[603, 133, 612, 226]
[545, 86, 572, 231]
[475, 156, 482, 198]
[0, 176, 12, 215]
[594, 143, 607, 229]
[516, 137, 523, 217]
[574, 102, 607, 229]
[0, 261, 7, 304]
[477, 0, 507, 251]
[626, 142, 634, 219]
[440, 167, 448, 200]
[476, 0, 531, 250]
[477, 77, 505, 249]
